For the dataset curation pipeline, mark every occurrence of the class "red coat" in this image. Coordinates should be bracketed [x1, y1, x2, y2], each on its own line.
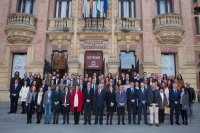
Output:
[70, 90, 83, 112]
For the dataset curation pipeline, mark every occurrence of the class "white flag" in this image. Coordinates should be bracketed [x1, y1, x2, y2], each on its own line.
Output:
[83, 0, 88, 14]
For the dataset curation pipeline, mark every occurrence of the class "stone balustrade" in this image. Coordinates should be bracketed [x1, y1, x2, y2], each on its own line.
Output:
[116, 18, 141, 32]
[48, 18, 73, 32]
[5, 13, 37, 44]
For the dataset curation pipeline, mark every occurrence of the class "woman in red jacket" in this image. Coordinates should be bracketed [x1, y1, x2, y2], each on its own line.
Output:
[70, 85, 83, 125]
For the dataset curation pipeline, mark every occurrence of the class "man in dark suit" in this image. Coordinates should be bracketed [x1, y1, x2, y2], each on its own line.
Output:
[127, 82, 138, 124]
[41, 80, 48, 92]
[169, 83, 181, 125]
[11, 71, 21, 85]
[147, 83, 161, 127]
[138, 82, 148, 125]
[54, 73, 60, 85]
[83, 82, 94, 125]
[134, 73, 143, 85]
[74, 75, 80, 86]
[21, 73, 30, 87]
[91, 78, 98, 115]
[8, 79, 22, 114]
[94, 84, 106, 125]
[93, 73, 99, 85]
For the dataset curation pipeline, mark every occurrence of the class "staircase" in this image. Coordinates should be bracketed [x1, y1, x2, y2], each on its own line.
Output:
[0, 102, 199, 124]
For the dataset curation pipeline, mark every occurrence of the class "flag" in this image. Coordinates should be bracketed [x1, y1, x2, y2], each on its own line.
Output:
[96, 0, 100, 15]
[90, 0, 93, 15]
[103, 0, 108, 14]
[82, 0, 88, 15]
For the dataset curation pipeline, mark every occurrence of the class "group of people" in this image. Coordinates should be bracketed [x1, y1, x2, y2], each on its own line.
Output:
[8, 71, 196, 127]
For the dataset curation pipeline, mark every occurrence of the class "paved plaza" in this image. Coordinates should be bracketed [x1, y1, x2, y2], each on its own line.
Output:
[0, 122, 199, 133]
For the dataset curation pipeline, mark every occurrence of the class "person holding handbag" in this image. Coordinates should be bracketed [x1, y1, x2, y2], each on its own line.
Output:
[158, 86, 168, 125]
[26, 86, 36, 124]
[19, 80, 30, 114]
[62, 86, 71, 124]
[35, 87, 44, 124]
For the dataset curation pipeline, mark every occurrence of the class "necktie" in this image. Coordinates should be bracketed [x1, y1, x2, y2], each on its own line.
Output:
[98, 90, 100, 96]
[175, 90, 177, 95]
[88, 88, 90, 94]
[132, 89, 134, 94]
[14, 85, 16, 89]
[121, 92, 123, 97]
[142, 89, 144, 95]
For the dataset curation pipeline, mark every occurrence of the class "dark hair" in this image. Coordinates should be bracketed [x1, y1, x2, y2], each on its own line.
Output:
[180, 86, 186, 94]
[159, 86, 164, 90]
[162, 74, 168, 80]
[64, 86, 69, 92]
[177, 74, 183, 80]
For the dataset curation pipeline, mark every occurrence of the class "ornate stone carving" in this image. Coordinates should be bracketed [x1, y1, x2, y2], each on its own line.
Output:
[4, 13, 37, 44]
[153, 13, 185, 44]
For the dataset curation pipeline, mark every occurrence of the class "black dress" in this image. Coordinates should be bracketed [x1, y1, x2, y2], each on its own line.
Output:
[106, 92, 116, 112]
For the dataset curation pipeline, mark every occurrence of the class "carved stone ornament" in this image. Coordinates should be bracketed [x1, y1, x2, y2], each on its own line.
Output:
[154, 30, 184, 44]
[4, 13, 37, 44]
[153, 13, 185, 44]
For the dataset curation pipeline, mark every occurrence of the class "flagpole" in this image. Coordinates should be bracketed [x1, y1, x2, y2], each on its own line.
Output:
[103, 13, 105, 27]
[85, 10, 86, 27]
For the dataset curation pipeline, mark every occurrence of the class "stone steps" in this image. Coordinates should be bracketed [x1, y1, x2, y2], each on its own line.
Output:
[0, 102, 199, 124]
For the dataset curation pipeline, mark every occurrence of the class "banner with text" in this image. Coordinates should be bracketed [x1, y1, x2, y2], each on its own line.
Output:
[12, 54, 27, 77]
[85, 51, 102, 69]
[161, 54, 175, 76]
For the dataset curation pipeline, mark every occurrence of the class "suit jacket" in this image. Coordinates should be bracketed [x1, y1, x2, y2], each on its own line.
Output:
[21, 78, 30, 87]
[102, 84, 108, 93]
[61, 92, 71, 104]
[116, 91, 127, 107]
[10, 83, 22, 98]
[134, 78, 143, 85]
[169, 89, 181, 107]
[158, 93, 168, 109]
[126, 88, 138, 105]
[34, 93, 44, 112]
[95, 89, 106, 108]
[43, 91, 53, 105]
[138, 88, 148, 105]
[91, 83, 98, 95]
[54, 78, 60, 85]
[59, 83, 66, 93]
[26, 91, 37, 104]
[41, 84, 48, 92]
[74, 79, 80, 86]
[64, 79, 71, 86]
[93, 77, 99, 85]
[147, 89, 161, 106]
[83, 88, 94, 106]
[106, 92, 116, 111]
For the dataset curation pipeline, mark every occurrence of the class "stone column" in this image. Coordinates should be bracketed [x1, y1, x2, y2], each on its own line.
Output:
[68, 0, 80, 74]
[107, 0, 120, 75]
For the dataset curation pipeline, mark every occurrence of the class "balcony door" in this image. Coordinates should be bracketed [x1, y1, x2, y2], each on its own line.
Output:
[155, 0, 172, 15]
[118, 0, 135, 18]
[18, 0, 36, 15]
[55, 0, 72, 18]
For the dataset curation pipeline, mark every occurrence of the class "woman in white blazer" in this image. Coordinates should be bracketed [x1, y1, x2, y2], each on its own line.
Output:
[19, 81, 30, 114]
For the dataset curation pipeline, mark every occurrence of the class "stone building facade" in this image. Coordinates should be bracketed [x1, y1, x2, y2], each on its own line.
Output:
[0, 0, 199, 101]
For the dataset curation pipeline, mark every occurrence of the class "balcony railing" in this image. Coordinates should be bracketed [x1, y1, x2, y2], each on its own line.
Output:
[5, 13, 37, 43]
[7, 13, 37, 30]
[153, 13, 184, 31]
[80, 18, 110, 32]
[48, 18, 73, 32]
[116, 18, 141, 32]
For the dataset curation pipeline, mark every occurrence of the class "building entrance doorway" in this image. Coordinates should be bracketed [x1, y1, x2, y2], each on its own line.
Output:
[86, 70, 101, 77]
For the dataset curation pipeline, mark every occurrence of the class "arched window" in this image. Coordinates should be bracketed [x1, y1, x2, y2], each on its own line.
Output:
[55, 0, 72, 18]
[118, 0, 135, 18]
[18, 0, 36, 15]
[155, 0, 172, 15]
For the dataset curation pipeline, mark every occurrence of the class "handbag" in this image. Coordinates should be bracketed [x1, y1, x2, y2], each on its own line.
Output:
[164, 106, 170, 115]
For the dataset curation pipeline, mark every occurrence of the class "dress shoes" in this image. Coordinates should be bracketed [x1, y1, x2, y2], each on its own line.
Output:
[88, 122, 91, 125]
[62, 122, 65, 124]
[122, 123, 126, 125]
[117, 122, 120, 125]
[84, 122, 87, 125]
[27, 121, 29, 124]
[137, 122, 140, 125]
[100, 123, 103, 125]
[149, 123, 153, 126]
[156, 124, 160, 127]
[176, 122, 180, 125]
[8, 111, 13, 114]
[94, 122, 97, 125]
